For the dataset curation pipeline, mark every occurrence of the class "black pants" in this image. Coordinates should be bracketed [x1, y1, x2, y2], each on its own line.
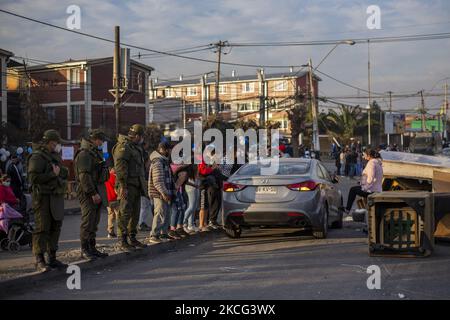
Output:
[336, 163, 341, 176]
[346, 186, 371, 211]
[207, 185, 222, 224]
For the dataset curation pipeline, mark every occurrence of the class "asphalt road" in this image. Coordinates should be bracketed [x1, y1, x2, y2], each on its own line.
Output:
[5, 165, 450, 300]
[7, 224, 450, 300]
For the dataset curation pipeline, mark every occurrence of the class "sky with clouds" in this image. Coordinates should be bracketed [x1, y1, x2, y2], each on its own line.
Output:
[1, 0, 449, 113]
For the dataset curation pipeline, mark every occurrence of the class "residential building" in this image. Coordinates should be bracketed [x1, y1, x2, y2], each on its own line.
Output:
[10, 57, 154, 140]
[0, 48, 14, 124]
[151, 70, 320, 137]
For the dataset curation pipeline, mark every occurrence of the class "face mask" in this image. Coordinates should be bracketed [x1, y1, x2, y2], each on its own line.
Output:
[55, 144, 62, 153]
[3, 182, 10, 187]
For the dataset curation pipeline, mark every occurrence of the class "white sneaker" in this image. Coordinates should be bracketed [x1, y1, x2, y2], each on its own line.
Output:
[186, 226, 197, 234]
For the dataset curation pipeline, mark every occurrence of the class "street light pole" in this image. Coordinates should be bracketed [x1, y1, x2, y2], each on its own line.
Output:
[367, 39, 372, 146]
[311, 40, 355, 151]
[308, 58, 319, 152]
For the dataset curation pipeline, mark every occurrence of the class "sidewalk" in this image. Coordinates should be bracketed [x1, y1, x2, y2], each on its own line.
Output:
[0, 200, 154, 281]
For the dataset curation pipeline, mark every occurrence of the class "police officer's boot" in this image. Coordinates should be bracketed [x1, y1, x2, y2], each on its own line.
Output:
[118, 234, 135, 253]
[81, 240, 97, 261]
[89, 238, 108, 258]
[48, 251, 68, 270]
[35, 254, 50, 273]
[129, 234, 147, 249]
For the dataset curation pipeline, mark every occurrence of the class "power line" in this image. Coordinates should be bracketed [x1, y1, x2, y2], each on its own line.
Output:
[0, 9, 306, 69]
[228, 31, 450, 47]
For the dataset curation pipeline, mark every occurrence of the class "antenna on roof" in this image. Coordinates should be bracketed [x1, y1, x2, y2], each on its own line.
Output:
[179, 75, 183, 81]
[232, 70, 236, 77]
[289, 66, 294, 73]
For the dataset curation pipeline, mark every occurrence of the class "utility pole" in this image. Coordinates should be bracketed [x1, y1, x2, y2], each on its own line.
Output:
[419, 90, 426, 131]
[444, 82, 448, 139]
[367, 39, 372, 146]
[213, 40, 227, 115]
[308, 58, 320, 151]
[387, 91, 392, 145]
[113, 26, 121, 136]
[182, 98, 186, 129]
[258, 68, 266, 127]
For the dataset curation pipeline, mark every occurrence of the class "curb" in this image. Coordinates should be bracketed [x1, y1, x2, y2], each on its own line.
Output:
[0, 229, 223, 297]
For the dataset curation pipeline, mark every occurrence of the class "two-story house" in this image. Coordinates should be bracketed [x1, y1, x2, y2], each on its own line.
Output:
[0, 48, 14, 124]
[151, 70, 319, 137]
[11, 57, 154, 140]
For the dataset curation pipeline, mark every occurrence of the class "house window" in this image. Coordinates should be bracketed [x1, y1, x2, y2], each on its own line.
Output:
[186, 103, 202, 113]
[274, 80, 287, 91]
[70, 68, 80, 89]
[165, 88, 173, 98]
[187, 87, 197, 96]
[237, 102, 259, 112]
[71, 105, 81, 125]
[242, 82, 254, 93]
[46, 108, 56, 123]
[220, 103, 231, 112]
[219, 85, 227, 94]
[280, 119, 289, 129]
[131, 71, 143, 92]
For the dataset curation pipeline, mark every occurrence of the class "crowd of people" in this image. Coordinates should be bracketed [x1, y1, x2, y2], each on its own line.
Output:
[105, 137, 243, 247]
[0, 126, 390, 272]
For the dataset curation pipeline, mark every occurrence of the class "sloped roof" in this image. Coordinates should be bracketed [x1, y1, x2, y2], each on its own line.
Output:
[156, 70, 320, 87]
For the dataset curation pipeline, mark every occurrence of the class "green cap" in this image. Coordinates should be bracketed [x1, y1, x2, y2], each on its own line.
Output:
[89, 129, 107, 141]
[42, 129, 62, 143]
[128, 124, 145, 137]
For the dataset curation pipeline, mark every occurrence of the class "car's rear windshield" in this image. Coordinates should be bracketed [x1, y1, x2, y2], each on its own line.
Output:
[236, 162, 310, 176]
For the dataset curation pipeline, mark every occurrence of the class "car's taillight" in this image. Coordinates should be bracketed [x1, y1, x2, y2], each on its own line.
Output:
[287, 212, 304, 217]
[229, 212, 244, 217]
[287, 181, 319, 191]
[223, 182, 246, 192]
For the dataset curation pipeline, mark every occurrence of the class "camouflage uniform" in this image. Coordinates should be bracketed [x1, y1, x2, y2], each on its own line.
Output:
[112, 124, 147, 250]
[28, 130, 68, 271]
[74, 129, 109, 259]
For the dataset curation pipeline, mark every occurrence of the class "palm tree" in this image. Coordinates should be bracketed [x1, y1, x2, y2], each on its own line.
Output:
[325, 104, 365, 144]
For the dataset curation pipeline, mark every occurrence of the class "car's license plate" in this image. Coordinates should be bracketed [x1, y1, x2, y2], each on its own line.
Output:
[256, 186, 276, 194]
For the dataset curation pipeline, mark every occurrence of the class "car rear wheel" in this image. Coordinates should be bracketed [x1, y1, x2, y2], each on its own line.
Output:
[313, 206, 328, 239]
[224, 225, 242, 239]
[331, 198, 344, 229]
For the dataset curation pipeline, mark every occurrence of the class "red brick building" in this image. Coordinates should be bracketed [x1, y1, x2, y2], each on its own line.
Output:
[11, 57, 154, 140]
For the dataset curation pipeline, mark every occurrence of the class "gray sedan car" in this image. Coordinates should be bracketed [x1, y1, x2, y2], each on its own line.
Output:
[221, 158, 344, 239]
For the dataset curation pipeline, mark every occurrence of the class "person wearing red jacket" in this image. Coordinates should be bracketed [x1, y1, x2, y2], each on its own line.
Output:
[104, 167, 118, 238]
[0, 174, 18, 207]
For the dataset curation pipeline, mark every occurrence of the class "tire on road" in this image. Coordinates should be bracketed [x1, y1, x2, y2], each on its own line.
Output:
[224, 225, 242, 239]
[331, 198, 344, 229]
[313, 205, 328, 239]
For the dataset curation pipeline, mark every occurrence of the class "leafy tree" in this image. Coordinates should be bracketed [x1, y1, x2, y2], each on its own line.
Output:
[287, 101, 311, 157]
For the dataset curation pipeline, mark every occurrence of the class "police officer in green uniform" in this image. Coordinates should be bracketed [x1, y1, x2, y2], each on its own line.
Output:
[112, 124, 147, 252]
[28, 130, 69, 272]
[74, 129, 110, 260]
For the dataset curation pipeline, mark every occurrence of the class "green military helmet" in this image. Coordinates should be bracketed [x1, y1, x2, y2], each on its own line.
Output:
[128, 124, 145, 137]
[42, 129, 62, 143]
[89, 128, 107, 141]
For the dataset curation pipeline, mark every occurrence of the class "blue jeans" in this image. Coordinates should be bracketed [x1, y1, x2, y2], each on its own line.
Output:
[170, 191, 186, 227]
[349, 164, 356, 177]
[184, 184, 199, 227]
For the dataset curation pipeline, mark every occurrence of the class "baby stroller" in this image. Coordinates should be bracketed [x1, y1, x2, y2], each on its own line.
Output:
[0, 198, 33, 252]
